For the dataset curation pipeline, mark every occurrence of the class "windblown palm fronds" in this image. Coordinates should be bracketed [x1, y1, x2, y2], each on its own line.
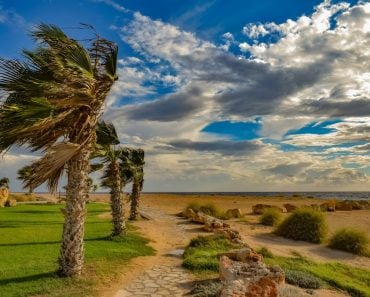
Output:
[0, 24, 118, 277]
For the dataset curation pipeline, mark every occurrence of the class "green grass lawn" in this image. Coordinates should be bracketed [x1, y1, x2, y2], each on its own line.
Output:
[0, 203, 155, 297]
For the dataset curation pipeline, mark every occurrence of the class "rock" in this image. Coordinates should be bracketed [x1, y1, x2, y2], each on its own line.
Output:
[182, 208, 196, 219]
[226, 208, 242, 218]
[219, 255, 285, 297]
[283, 203, 297, 213]
[320, 201, 336, 212]
[358, 200, 370, 210]
[219, 248, 262, 263]
[4, 199, 16, 207]
[336, 201, 353, 211]
[223, 222, 231, 228]
[252, 204, 283, 215]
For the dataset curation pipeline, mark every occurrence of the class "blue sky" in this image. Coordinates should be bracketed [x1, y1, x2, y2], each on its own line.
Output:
[1, 0, 370, 191]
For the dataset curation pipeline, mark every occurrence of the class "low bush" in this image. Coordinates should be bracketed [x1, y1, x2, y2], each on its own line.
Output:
[8, 193, 36, 202]
[284, 269, 322, 289]
[191, 280, 223, 297]
[185, 202, 230, 220]
[328, 228, 369, 256]
[275, 208, 327, 243]
[259, 208, 282, 226]
[183, 235, 242, 272]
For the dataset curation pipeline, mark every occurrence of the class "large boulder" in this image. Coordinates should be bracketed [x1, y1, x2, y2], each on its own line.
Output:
[219, 255, 285, 297]
[252, 204, 283, 215]
[226, 208, 242, 218]
[182, 207, 197, 219]
[283, 203, 297, 213]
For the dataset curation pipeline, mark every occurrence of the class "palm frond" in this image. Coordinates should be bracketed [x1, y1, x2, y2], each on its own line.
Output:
[96, 120, 119, 146]
[24, 142, 80, 192]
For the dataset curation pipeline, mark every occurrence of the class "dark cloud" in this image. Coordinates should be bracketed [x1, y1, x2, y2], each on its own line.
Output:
[299, 98, 370, 117]
[162, 139, 263, 155]
[265, 162, 313, 177]
[122, 87, 204, 121]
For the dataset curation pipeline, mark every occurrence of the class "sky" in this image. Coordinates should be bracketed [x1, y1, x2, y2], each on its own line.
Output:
[1, 0, 370, 192]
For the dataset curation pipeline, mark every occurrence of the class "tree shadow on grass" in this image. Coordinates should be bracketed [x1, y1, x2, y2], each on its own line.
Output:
[0, 271, 57, 285]
[0, 236, 112, 247]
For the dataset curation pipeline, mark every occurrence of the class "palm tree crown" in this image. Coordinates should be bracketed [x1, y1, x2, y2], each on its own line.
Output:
[0, 24, 118, 277]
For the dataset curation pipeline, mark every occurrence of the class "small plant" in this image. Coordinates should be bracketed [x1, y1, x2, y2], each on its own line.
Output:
[328, 228, 369, 256]
[186, 201, 201, 212]
[277, 285, 311, 297]
[285, 269, 323, 289]
[259, 208, 282, 226]
[257, 246, 274, 258]
[275, 208, 327, 243]
[191, 280, 223, 297]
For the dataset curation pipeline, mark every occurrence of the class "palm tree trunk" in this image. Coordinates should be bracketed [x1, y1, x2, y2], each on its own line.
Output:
[110, 162, 125, 236]
[59, 147, 90, 277]
[129, 180, 140, 220]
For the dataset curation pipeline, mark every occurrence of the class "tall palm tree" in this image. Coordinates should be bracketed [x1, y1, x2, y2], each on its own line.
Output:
[0, 24, 118, 277]
[17, 165, 34, 194]
[125, 149, 145, 220]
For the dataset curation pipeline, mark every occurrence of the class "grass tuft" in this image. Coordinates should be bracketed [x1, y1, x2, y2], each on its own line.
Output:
[284, 269, 323, 289]
[328, 228, 369, 256]
[275, 208, 327, 243]
[259, 208, 282, 226]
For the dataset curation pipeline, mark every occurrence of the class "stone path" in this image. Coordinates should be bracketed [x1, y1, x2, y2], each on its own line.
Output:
[113, 207, 200, 297]
[114, 264, 194, 297]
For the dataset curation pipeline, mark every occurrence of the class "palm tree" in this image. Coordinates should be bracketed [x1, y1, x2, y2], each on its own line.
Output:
[125, 149, 145, 220]
[0, 177, 9, 189]
[0, 24, 118, 277]
[17, 165, 34, 194]
[93, 121, 134, 236]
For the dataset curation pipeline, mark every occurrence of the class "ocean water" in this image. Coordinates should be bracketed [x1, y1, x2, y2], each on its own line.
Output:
[144, 192, 370, 200]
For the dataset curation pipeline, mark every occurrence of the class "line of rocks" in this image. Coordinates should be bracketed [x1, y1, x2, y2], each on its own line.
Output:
[181, 208, 286, 297]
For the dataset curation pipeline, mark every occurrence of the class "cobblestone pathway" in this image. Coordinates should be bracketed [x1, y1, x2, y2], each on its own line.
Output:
[113, 208, 198, 297]
[114, 264, 194, 297]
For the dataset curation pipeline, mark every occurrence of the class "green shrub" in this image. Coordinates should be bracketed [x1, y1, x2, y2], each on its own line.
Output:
[257, 247, 274, 258]
[183, 235, 242, 272]
[260, 208, 282, 226]
[285, 269, 323, 289]
[275, 208, 327, 243]
[185, 202, 228, 220]
[328, 228, 369, 256]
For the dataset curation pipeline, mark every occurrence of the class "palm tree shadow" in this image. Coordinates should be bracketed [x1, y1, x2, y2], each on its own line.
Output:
[0, 272, 57, 285]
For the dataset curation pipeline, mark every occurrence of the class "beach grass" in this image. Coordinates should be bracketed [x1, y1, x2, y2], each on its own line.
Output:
[264, 252, 370, 297]
[0, 203, 155, 297]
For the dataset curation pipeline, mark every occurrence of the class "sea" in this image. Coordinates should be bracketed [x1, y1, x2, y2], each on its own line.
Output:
[143, 192, 370, 200]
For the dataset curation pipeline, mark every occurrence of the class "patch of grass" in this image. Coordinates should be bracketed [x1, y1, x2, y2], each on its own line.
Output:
[265, 254, 370, 297]
[259, 208, 282, 226]
[256, 246, 274, 259]
[284, 269, 323, 289]
[328, 228, 369, 256]
[0, 203, 155, 297]
[183, 235, 242, 273]
[275, 208, 327, 243]
[185, 202, 231, 220]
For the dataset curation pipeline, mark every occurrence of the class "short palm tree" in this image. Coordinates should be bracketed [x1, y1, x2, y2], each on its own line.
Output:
[0, 177, 9, 189]
[0, 24, 118, 276]
[125, 149, 145, 220]
[93, 120, 128, 236]
[17, 165, 34, 194]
